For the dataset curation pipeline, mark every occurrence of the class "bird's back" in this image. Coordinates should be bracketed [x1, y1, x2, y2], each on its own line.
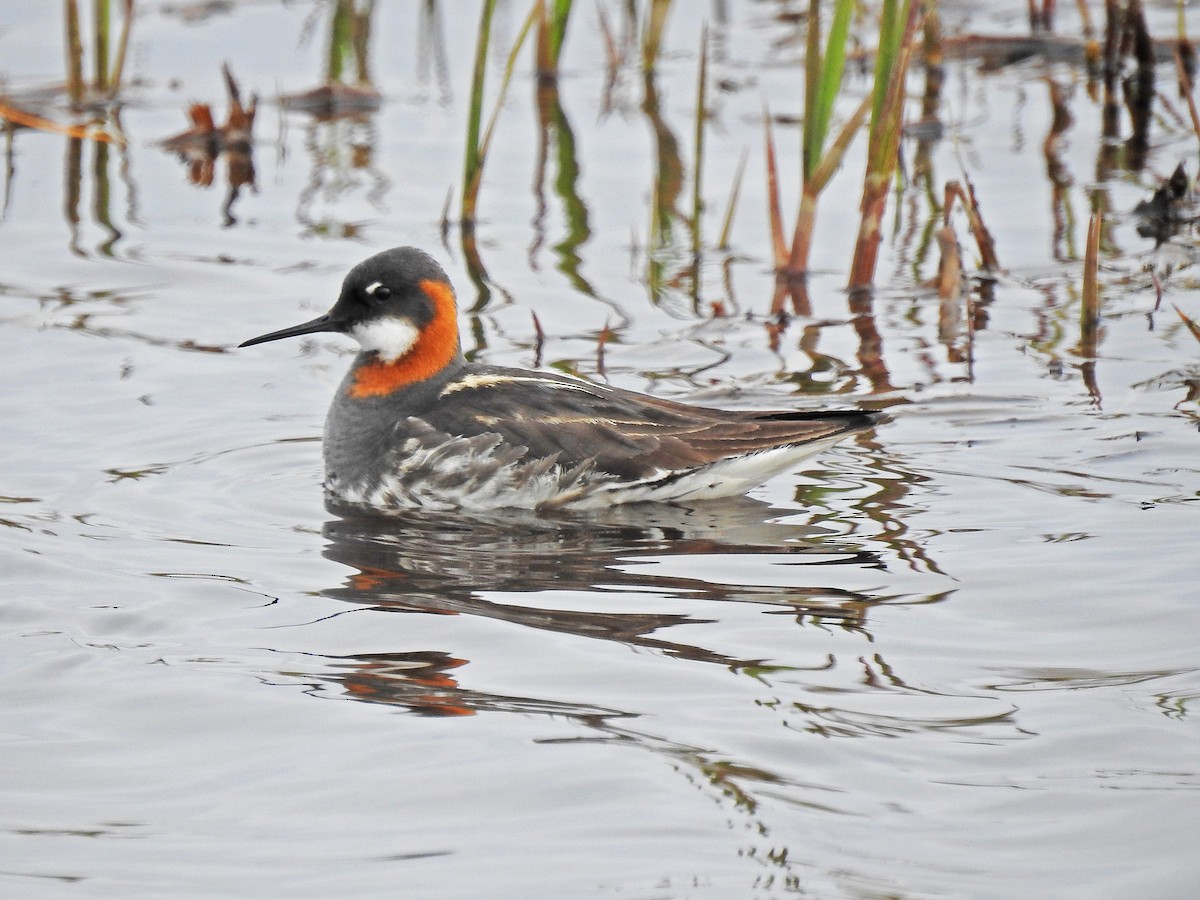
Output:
[323, 362, 879, 511]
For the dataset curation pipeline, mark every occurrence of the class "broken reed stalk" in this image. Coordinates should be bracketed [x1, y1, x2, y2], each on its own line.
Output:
[1080, 209, 1101, 356]
[847, 0, 922, 291]
[762, 102, 788, 268]
[944, 179, 1000, 272]
[1174, 306, 1200, 345]
[221, 62, 256, 138]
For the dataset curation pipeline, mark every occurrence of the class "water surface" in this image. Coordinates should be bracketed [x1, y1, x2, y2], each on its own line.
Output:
[1, 2, 1197, 897]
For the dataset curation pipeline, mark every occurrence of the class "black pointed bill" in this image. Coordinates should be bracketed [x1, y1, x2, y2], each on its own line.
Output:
[239, 313, 341, 348]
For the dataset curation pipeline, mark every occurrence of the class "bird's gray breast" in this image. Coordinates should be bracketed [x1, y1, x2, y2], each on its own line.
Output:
[322, 393, 394, 496]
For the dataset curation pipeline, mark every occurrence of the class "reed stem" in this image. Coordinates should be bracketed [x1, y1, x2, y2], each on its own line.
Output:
[691, 23, 708, 290]
[65, 0, 85, 108]
[461, 0, 497, 225]
[847, 0, 922, 290]
[1080, 209, 1101, 357]
[93, 0, 110, 93]
[108, 0, 134, 99]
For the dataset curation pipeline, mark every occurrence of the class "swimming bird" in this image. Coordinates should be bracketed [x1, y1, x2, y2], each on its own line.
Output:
[240, 247, 880, 511]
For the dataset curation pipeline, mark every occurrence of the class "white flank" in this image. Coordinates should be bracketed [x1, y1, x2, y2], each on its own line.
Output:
[328, 430, 851, 512]
[577, 438, 847, 508]
[350, 317, 420, 362]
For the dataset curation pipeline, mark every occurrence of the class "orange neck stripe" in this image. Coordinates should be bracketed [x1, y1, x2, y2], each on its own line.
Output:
[349, 279, 460, 398]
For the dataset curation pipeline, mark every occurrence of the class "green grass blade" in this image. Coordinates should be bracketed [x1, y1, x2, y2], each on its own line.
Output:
[477, 4, 537, 175]
[326, 0, 351, 84]
[94, 0, 110, 92]
[803, 0, 820, 177]
[871, 0, 912, 127]
[804, 0, 853, 181]
[463, 0, 537, 224]
[550, 0, 573, 66]
[462, 0, 497, 222]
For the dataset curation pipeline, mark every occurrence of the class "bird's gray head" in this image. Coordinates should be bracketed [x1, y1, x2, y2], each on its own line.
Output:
[239, 247, 460, 363]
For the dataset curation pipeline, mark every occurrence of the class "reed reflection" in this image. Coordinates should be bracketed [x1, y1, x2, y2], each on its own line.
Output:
[4, 1, 132, 254]
[640, 69, 688, 307]
[279, 0, 385, 240]
[530, 75, 594, 294]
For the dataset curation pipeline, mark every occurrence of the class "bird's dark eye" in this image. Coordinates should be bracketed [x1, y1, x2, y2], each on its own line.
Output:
[373, 285, 392, 301]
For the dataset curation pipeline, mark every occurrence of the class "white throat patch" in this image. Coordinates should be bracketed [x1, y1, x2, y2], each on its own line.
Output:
[350, 317, 420, 363]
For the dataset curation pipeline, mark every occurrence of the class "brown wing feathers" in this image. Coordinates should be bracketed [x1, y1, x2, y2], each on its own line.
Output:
[427, 369, 877, 478]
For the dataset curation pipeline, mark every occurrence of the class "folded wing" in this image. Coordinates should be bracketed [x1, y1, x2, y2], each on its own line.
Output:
[421, 368, 878, 480]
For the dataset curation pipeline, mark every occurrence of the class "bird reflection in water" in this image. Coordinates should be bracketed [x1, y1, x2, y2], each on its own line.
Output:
[309, 496, 886, 718]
